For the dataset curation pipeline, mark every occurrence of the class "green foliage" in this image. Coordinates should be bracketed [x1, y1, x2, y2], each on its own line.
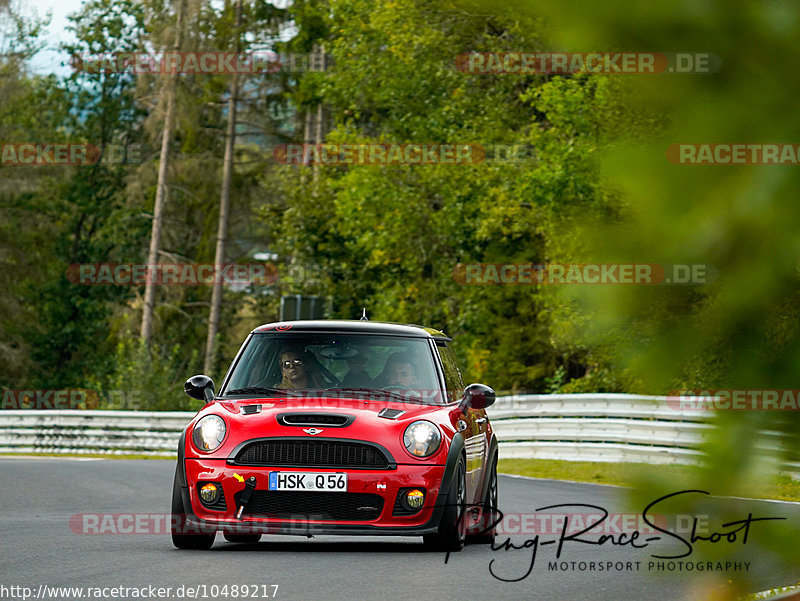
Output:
[509, 0, 800, 571]
[1, 0, 291, 396]
[88, 336, 202, 411]
[261, 0, 627, 392]
[13, 0, 147, 387]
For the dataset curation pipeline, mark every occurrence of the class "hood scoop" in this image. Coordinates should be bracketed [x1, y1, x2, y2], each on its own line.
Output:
[242, 404, 262, 414]
[378, 408, 405, 420]
[277, 413, 353, 427]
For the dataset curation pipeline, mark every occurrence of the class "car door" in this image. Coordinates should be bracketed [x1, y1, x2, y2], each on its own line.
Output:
[435, 340, 487, 504]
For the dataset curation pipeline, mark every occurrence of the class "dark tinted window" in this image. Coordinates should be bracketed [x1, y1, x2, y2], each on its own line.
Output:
[436, 341, 464, 403]
[223, 333, 446, 404]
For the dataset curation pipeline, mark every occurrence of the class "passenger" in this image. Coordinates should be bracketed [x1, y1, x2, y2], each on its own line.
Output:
[373, 352, 417, 388]
[387, 359, 415, 388]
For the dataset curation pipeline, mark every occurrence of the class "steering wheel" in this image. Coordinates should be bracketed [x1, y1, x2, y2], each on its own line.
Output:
[381, 385, 422, 399]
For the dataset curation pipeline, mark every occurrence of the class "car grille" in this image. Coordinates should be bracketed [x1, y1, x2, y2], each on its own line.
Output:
[235, 490, 384, 521]
[232, 439, 391, 469]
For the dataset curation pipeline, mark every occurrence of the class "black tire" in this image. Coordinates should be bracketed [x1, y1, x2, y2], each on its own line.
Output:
[171, 466, 215, 550]
[424, 456, 466, 552]
[467, 454, 498, 545]
[223, 533, 262, 544]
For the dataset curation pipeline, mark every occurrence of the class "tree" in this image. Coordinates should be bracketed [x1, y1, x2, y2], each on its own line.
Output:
[204, 0, 242, 375]
[140, 0, 186, 347]
[502, 0, 800, 579]
[0, 4, 51, 386]
[1, 0, 149, 388]
[261, 0, 625, 392]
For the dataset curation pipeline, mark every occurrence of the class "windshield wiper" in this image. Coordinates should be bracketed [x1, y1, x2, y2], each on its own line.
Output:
[224, 386, 299, 397]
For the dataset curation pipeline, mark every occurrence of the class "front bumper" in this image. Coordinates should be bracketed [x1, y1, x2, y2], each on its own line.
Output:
[180, 458, 448, 536]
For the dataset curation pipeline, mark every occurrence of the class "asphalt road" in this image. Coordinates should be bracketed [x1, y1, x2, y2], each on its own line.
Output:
[0, 458, 798, 601]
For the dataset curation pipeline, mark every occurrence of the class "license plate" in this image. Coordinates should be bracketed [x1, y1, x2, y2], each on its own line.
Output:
[268, 471, 348, 492]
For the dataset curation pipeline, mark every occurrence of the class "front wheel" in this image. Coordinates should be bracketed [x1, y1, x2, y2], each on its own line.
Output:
[424, 456, 466, 552]
[171, 467, 215, 550]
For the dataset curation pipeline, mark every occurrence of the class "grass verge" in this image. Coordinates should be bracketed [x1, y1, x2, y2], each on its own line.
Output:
[498, 458, 800, 502]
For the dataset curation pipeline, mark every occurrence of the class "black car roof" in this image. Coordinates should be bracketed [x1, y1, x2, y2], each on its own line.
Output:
[252, 320, 449, 340]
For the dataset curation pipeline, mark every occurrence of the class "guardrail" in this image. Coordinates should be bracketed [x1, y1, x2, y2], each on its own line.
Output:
[0, 410, 193, 456]
[487, 393, 796, 467]
[0, 395, 795, 467]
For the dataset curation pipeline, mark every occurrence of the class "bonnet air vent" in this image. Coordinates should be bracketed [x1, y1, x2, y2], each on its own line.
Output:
[242, 404, 262, 414]
[378, 408, 405, 420]
[277, 413, 353, 427]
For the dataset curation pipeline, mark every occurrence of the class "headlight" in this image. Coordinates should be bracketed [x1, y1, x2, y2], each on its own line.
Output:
[403, 420, 441, 458]
[192, 415, 226, 452]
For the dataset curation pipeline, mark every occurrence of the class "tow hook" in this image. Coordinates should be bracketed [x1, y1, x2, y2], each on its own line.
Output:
[235, 476, 257, 520]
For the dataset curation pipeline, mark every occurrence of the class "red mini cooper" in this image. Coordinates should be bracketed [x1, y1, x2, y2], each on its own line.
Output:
[171, 320, 498, 550]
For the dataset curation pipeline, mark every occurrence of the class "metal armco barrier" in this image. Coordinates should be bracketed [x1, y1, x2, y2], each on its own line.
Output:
[0, 395, 794, 466]
[487, 393, 794, 466]
[0, 410, 193, 456]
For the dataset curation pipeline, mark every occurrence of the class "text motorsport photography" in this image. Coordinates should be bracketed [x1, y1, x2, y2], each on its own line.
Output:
[448, 491, 784, 583]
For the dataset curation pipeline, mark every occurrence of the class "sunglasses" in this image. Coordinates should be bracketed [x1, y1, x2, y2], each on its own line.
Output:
[281, 359, 304, 369]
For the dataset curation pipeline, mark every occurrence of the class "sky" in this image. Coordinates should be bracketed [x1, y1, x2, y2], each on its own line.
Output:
[20, 0, 295, 76]
[22, 0, 85, 75]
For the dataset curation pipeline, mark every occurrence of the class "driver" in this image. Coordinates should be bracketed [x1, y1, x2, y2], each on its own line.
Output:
[379, 352, 417, 388]
[278, 346, 324, 389]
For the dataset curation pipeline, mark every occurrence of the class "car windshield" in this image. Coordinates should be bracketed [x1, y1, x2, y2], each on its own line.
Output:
[222, 333, 446, 405]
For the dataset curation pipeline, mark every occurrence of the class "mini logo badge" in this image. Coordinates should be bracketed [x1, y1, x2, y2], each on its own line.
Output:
[376, 483, 387, 491]
[303, 428, 323, 435]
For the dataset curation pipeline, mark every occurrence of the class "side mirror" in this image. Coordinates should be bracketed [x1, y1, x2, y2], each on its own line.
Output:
[459, 383, 496, 413]
[184, 375, 215, 402]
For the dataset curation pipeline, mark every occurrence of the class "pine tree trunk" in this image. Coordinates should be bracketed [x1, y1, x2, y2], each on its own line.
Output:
[140, 0, 186, 346]
[204, 0, 242, 375]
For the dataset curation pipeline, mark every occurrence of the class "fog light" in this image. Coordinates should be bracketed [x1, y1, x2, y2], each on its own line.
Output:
[200, 483, 219, 504]
[406, 489, 424, 509]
